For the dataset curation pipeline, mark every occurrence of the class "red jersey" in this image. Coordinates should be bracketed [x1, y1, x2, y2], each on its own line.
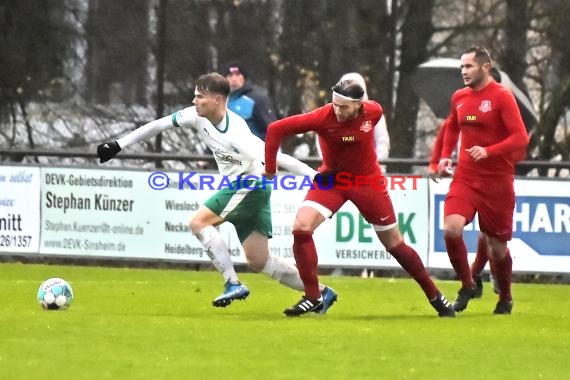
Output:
[429, 118, 449, 171]
[432, 116, 526, 170]
[441, 81, 528, 178]
[265, 100, 383, 176]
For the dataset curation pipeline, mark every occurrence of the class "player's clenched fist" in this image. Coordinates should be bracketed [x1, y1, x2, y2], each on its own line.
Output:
[437, 158, 453, 177]
[96, 141, 121, 163]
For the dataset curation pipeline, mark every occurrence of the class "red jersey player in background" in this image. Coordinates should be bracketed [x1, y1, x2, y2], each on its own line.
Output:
[264, 79, 456, 318]
[438, 46, 529, 314]
[429, 67, 506, 298]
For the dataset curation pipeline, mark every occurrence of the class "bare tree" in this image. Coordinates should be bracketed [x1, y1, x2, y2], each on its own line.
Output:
[2, 0, 568, 174]
[0, 0, 70, 157]
[531, 0, 570, 166]
[389, 0, 435, 172]
[85, 0, 150, 105]
[501, 0, 530, 94]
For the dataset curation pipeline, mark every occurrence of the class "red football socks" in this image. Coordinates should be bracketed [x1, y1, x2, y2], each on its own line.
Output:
[491, 249, 513, 302]
[388, 241, 438, 300]
[292, 230, 321, 300]
[470, 235, 489, 278]
[444, 235, 474, 289]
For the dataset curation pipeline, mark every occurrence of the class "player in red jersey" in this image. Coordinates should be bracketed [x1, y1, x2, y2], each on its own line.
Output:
[431, 117, 501, 297]
[429, 67, 506, 298]
[264, 79, 456, 317]
[438, 46, 529, 314]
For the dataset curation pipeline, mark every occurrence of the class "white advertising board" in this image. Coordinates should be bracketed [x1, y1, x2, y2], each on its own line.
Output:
[40, 168, 232, 262]
[0, 166, 41, 253]
[269, 175, 430, 268]
[429, 178, 570, 273]
[39, 168, 429, 268]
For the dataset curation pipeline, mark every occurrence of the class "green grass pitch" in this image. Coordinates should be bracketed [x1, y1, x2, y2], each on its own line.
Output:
[0, 262, 568, 379]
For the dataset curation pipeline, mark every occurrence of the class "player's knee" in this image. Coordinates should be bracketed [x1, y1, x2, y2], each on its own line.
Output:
[292, 213, 320, 232]
[376, 226, 402, 251]
[292, 221, 315, 233]
[292, 205, 325, 232]
[488, 240, 507, 260]
[243, 247, 268, 272]
[384, 239, 403, 252]
[188, 217, 204, 234]
[443, 224, 463, 239]
[246, 259, 265, 272]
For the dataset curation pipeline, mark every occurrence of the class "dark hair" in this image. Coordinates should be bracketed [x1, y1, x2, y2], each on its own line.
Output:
[464, 46, 493, 66]
[331, 79, 365, 100]
[490, 66, 502, 83]
[195, 73, 230, 97]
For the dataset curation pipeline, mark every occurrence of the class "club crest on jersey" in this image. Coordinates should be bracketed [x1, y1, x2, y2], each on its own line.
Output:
[479, 100, 492, 113]
[360, 120, 373, 132]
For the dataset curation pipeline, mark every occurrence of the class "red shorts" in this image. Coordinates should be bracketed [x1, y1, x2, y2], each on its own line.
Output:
[304, 176, 396, 228]
[444, 176, 515, 241]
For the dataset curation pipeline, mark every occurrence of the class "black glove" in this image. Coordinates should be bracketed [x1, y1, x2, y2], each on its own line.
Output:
[313, 171, 338, 188]
[97, 141, 121, 163]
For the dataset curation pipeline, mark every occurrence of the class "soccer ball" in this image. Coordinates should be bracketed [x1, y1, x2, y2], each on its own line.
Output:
[37, 278, 74, 310]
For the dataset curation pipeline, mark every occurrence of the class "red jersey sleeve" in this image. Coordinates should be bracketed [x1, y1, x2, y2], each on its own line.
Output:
[441, 92, 461, 159]
[511, 148, 527, 162]
[485, 88, 529, 157]
[430, 119, 448, 165]
[264, 107, 327, 174]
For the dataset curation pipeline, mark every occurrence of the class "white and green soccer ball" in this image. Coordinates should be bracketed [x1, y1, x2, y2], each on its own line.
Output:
[37, 278, 74, 310]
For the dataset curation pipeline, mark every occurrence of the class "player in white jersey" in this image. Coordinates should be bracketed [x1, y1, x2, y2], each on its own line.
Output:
[97, 73, 337, 313]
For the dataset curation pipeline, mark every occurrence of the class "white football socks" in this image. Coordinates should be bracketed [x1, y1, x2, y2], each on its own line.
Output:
[195, 226, 239, 284]
[261, 255, 327, 292]
[195, 226, 327, 292]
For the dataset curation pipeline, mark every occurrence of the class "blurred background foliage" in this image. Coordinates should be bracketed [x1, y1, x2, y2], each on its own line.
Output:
[0, 0, 568, 172]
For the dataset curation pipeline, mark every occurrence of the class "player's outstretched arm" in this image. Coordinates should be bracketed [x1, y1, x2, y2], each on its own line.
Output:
[96, 115, 174, 164]
[275, 151, 318, 178]
[231, 124, 318, 178]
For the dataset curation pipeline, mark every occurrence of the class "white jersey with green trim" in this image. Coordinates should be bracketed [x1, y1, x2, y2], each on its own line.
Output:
[117, 106, 316, 182]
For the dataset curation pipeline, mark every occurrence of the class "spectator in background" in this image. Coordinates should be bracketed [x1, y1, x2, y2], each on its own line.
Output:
[223, 60, 277, 140]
